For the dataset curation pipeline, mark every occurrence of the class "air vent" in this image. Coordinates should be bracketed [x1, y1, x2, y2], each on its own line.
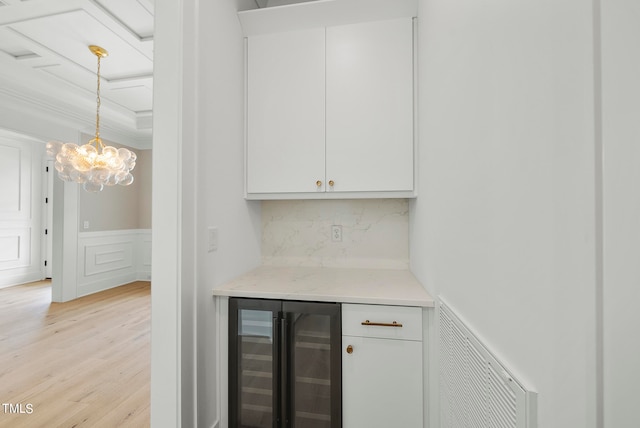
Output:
[439, 300, 537, 428]
[256, 0, 319, 8]
[8, 50, 40, 60]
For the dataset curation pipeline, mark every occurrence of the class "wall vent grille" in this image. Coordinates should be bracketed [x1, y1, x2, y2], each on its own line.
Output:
[439, 300, 537, 428]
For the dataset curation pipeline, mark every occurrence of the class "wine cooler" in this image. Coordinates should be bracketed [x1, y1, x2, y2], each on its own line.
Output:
[229, 298, 342, 428]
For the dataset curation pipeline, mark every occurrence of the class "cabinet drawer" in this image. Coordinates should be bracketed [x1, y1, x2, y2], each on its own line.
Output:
[342, 304, 422, 341]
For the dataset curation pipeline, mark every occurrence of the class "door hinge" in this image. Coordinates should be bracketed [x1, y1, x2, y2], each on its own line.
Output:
[44, 260, 47, 267]
[45, 197, 48, 204]
[46, 166, 49, 172]
[45, 229, 48, 235]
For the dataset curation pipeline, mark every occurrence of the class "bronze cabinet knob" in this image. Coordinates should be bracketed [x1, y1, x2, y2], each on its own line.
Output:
[316, 180, 322, 187]
[329, 180, 334, 187]
[346, 345, 353, 354]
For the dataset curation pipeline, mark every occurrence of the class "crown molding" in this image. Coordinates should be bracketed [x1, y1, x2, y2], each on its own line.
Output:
[0, 84, 152, 149]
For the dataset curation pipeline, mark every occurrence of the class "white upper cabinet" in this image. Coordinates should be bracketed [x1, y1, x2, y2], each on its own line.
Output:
[326, 18, 414, 193]
[246, 28, 326, 194]
[243, 7, 416, 199]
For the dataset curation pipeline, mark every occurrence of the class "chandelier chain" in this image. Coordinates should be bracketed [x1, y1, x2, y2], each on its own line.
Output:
[95, 54, 102, 147]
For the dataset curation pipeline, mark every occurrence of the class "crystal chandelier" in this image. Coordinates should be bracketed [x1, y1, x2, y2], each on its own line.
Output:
[46, 45, 136, 193]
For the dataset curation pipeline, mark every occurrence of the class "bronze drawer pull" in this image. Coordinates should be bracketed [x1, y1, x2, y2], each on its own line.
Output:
[361, 320, 403, 328]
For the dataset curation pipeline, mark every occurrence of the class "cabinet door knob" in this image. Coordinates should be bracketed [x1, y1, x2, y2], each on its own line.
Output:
[329, 180, 334, 187]
[316, 180, 322, 187]
[346, 345, 353, 354]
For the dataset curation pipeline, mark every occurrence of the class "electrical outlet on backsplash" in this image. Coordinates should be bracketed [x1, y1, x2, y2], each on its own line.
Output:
[261, 199, 409, 269]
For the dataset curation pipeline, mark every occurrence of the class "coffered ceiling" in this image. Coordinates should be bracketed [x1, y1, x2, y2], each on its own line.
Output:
[0, 0, 154, 148]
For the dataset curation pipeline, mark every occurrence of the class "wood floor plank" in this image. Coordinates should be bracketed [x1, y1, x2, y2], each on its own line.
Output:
[0, 281, 150, 428]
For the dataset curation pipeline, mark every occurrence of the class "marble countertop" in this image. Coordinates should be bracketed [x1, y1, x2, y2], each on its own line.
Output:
[212, 265, 434, 307]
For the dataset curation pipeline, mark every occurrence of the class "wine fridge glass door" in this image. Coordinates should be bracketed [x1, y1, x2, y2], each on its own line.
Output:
[230, 298, 281, 428]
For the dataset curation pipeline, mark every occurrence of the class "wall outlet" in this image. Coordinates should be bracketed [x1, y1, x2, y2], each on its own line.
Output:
[83, 220, 89, 229]
[331, 225, 342, 242]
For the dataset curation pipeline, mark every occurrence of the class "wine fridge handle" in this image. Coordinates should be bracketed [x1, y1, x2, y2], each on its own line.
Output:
[281, 317, 289, 428]
[272, 317, 280, 428]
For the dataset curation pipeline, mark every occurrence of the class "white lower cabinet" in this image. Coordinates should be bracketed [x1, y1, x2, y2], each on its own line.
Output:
[341, 304, 424, 428]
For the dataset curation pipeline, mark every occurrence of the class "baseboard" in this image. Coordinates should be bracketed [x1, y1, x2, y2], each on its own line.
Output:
[0, 270, 44, 289]
[136, 272, 152, 281]
[76, 272, 139, 297]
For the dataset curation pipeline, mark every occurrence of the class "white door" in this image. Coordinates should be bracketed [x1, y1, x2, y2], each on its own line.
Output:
[342, 335, 423, 428]
[246, 28, 326, 194]
[326, 18, 414, 193]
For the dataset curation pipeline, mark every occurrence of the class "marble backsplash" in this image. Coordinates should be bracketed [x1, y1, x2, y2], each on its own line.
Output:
[262, 199, 409, 269]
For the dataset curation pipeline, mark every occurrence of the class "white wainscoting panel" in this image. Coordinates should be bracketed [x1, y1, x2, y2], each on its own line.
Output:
[137, 230, 152, 280]
[0, 135, 43, 289]
[0, 228, 30, 268]
[0, 235, 20, 263]
[0, 144, 22, 215]
[77, 229, 151, 297]
[85, 241, 134, 276]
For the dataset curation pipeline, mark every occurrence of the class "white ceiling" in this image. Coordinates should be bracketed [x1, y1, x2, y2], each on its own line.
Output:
[0, 0, 154, 149]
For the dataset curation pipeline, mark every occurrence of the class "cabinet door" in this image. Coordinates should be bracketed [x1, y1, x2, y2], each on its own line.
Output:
[229, 298, 282, 428]
[342, 336, 423, 428]
[326, 18, 414, 193]
[247, 28, 326, 194]
[283, 301, 342, 428]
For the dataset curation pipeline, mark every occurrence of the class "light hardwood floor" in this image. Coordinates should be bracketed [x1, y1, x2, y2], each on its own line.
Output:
[0, 281, 150, 428]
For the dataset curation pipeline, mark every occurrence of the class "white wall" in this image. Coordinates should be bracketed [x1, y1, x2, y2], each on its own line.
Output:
[78, 134, 152, 232]
[152, 0, 262, 426]
[151, 0, 184, 425]
[410, 1, 598, 427]
[196, 1, 262, 426]
[601, 1, 640, 426]
[0, 130, 45, 288]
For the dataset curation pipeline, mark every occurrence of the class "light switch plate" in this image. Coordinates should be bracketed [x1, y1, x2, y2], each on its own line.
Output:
[208, 227, 218, 252]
